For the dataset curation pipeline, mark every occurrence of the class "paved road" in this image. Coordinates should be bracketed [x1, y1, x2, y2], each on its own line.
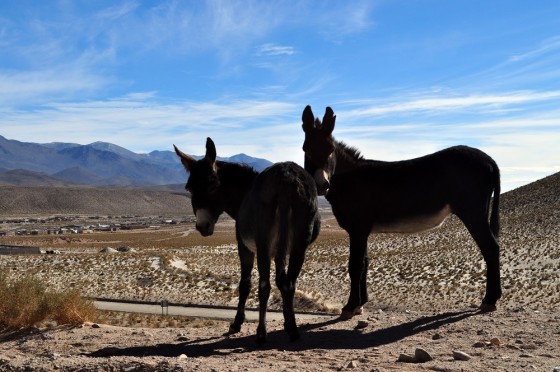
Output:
[94, 300, 333, 322]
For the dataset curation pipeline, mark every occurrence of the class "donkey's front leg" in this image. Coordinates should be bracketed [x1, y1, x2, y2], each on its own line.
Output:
[341, 232, 368, 320]
[229, 244, 254, 334]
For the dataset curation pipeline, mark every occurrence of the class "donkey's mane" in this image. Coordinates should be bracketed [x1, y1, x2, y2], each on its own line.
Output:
[217, 160, 259, 176]
[336, 140, 365, 162]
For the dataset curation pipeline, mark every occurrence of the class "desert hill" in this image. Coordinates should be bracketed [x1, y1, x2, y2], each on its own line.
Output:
[0, 185, 191, 217]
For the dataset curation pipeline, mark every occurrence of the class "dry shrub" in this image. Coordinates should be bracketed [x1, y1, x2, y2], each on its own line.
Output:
[0, 269, 97, 332]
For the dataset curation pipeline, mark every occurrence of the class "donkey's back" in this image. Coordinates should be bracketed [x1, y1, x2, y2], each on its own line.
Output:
[237, 161, 320, 256]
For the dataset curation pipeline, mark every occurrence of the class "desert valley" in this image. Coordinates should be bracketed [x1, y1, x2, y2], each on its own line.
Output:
[0, 170, 559, 371]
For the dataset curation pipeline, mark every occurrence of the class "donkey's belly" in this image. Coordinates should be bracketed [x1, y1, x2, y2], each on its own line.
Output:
[372, 204, 452, 234]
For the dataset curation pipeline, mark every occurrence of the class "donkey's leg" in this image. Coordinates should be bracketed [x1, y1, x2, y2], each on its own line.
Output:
[355, 253, 370, 315]
[341, 232, 369, 320]
[461, 215, 502, 311]
[229, 244, 254, 334]
[277, 242, 307, 341]
[256, 251, 271, 344]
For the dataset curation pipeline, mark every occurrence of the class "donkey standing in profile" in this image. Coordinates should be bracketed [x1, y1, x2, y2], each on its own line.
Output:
[301, 106, 501, 319]
[175, 138, 320, 343]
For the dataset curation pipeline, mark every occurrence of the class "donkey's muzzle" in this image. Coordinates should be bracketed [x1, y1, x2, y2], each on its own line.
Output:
[195, 209, 215, 236]
[313, 169, 330, 196]
[196, 221, 214, 237]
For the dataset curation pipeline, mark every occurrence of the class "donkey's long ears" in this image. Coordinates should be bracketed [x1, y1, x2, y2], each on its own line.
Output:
[322, 106, 336, 135]
[205, 137, 217, 165]
[174, 145, 196, 172]
[302, 105, 315, 132]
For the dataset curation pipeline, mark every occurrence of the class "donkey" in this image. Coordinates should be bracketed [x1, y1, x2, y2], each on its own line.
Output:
[301, 106, 501, 319]
[175, 138, 320, 343]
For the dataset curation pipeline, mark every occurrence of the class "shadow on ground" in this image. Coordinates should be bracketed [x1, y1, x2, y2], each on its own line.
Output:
[87, 309, 480, 358]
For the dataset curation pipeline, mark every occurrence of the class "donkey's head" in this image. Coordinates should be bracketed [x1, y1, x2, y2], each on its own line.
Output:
[301, 105, 336, 195]
[174, 137, 223, 237]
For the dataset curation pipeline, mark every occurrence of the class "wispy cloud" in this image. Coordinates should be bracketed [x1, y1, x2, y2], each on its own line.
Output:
[508, 35, 560, 62]
[342, 90, 560, 118]
[256, 43, 295, 56]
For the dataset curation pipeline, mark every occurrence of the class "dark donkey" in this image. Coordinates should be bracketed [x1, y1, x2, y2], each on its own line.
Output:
[301, 106, 501, 319]
[175, 138, 320, 343]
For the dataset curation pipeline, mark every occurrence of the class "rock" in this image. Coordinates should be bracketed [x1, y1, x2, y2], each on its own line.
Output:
[432, 333, 443, 340]
[91, 323, 101, 328]
[453, 350, 472, 361]
[177, 336, 189, 341]
[473, 341, 486, 348]
[490, 337, 501, 346]
[347, 360, 359, 368]
[515, 339, 524, 344]
[356, 320, 369, 329]
[397, 353, 416, 363]
[178, 354, 188, 360]
[414, 348, 433, 362]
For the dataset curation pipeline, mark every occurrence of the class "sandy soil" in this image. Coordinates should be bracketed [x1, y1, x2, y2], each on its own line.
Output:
[0, 308, 558, 371]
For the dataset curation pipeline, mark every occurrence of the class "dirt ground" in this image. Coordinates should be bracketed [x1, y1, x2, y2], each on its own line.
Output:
[0, 306, 559, 371]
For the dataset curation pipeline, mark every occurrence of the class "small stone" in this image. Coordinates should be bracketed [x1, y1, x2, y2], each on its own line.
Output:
[178, 354, 188, 359]
[356, 320, 369, 329]
[515, 339, 524, 344]
[347, 360, 359, 368]
[519, 353, 534, 358]
[453, 350, 471, 361]
[473, 341, 486, 348]
[414, 348, 433, 362]
[490, 337, 501, 346]
[91, 323, 101, 328]
[432, 333, 443, 340]
[177, 336, 189, 341]
[397, 353, 416, 363]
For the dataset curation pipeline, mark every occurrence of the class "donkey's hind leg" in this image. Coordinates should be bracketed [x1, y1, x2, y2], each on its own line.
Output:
[461, 215, 502, 311]
[276, 242, 307, 341]
[229, 244, 254, 334]
[256, 250, 272, 344]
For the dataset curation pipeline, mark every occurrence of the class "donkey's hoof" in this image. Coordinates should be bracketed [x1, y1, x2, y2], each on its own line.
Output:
[479, 303, 497, 312]
[227, 323, 241, 334]
[339, 309, 354, 320]
[339, 305, 364, 320]
[256, 335, 267, 345]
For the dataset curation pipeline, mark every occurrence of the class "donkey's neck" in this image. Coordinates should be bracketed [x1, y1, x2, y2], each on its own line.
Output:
[333, 140, 366, 175]
[217, 161, 259, 219]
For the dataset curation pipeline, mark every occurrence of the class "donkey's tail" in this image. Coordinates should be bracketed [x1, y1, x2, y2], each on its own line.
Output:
[490, 161, 501, 239]
[276, 195, 291, 260]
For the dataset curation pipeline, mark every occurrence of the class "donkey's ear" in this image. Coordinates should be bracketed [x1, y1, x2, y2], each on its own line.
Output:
[302, 105, 315, 132]
[205, 137, 217, 166]
[174, 145, 196, 172]
[322, 106, 336, 135]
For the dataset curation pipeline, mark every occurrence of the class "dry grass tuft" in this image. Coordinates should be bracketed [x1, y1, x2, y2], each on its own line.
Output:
[0, 269, 98, 332]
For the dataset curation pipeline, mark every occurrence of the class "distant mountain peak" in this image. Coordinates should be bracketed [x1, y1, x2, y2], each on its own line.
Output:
[0, 135, 274, 187]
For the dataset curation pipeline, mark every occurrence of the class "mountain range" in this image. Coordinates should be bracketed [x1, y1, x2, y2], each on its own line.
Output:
[0, 135, 273, 187]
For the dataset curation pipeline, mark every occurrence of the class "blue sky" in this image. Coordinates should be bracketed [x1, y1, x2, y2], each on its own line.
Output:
[1, 0, 559, 191]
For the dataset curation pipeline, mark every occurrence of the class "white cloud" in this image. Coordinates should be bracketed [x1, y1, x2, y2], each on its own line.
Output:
[256, 43, 295, 56]
[343, 91, 560, 118]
